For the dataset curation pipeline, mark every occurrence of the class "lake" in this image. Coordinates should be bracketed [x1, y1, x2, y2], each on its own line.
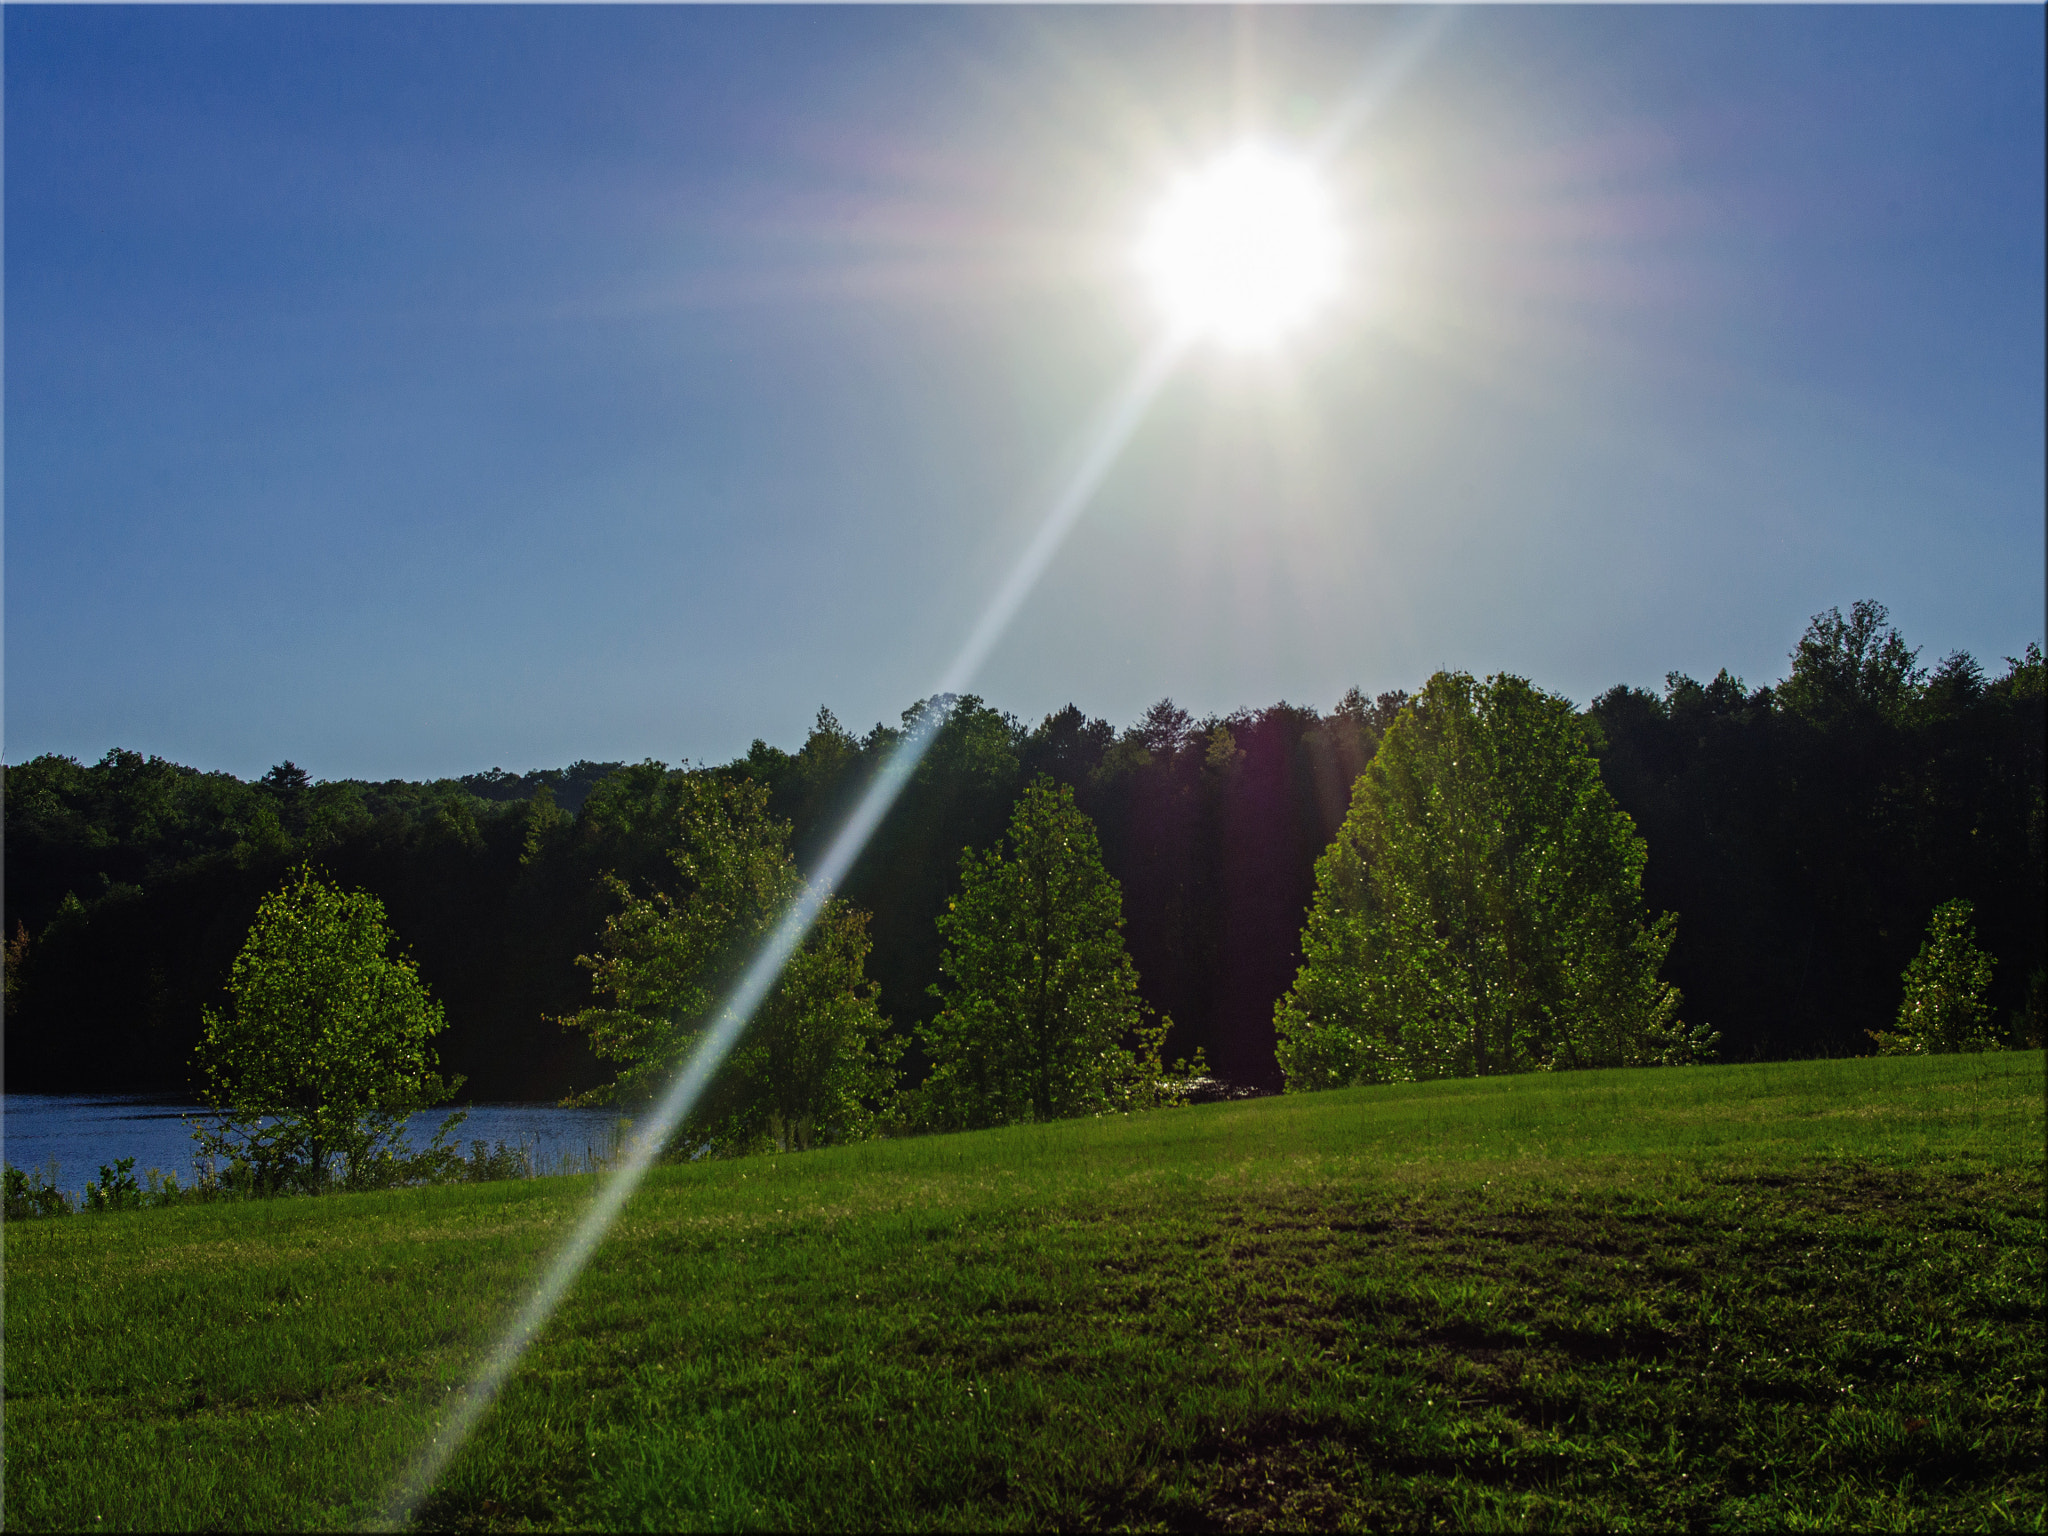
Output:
[1, 1093, 633, 1200]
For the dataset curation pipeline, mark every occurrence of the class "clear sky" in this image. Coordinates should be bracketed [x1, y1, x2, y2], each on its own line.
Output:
[6, 6, 2042, 782]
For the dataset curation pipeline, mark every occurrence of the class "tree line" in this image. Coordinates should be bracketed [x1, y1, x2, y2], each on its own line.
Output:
[5, 602, 2041, 1103]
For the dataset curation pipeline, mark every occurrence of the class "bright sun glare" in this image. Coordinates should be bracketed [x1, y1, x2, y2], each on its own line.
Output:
[1138, 144, 1342, 350]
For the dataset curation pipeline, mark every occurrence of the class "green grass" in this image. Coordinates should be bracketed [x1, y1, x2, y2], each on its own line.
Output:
[6, 1052, 2043, 1531]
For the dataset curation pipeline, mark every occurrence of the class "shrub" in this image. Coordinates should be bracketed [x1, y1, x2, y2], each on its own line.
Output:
[465, 1139, 534, 1182]
[4, 1162, 74, 1219]
[82, 1156, 144, 1213]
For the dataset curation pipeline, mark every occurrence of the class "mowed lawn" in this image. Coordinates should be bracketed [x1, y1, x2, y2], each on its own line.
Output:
[5, 1053, 2042, 1532]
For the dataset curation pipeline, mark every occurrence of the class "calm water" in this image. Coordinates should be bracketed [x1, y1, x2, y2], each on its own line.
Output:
[1, 1093, 632, 1200]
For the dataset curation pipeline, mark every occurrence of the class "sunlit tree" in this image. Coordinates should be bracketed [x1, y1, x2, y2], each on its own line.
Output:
[1775, 599, 1926, 726]
[1276, 672, 1711, 1090]
[193, 864, 464, 1190]
[1869, 899, 1998, 1055]
[920, 776, 1180, 1128]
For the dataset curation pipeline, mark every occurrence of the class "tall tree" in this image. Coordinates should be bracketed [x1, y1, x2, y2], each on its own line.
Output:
[1019, 704, 1115, 790]
[920, 776, 1168, 1128]
[1276, 672, 1710, 1089]
[828, 695, 1026, 1056]
[563, 775, 897, 1154]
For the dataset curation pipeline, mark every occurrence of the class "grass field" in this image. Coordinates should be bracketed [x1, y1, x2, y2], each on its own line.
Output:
[5, 1052, 2043, 1531]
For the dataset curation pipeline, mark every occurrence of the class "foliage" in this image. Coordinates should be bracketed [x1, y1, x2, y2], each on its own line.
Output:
[2016, 966, 2046, 1050]
[81, 1156, 145, 1212]
[1277, 672, 1710, 1090]
[563, 775, 898, 1155]
[1869, 898, 1999, 1055]
[1, 749, 630, 1099]
[463, 1139, 535, 1182]
[6, 604, 2042, 1097]
[4, 1159, 196, 1218]
[1591, 616, 2044, 1063]
[3, 920, 29, 1017]
[1775, 597, 1929, 725]
[3, 1162, 74, 1219]
[920, 776, 1193, 1128]
[192, 864, 465, 1193]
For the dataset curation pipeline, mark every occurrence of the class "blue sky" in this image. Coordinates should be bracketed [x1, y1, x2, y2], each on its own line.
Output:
[7, 6, 2042, 782]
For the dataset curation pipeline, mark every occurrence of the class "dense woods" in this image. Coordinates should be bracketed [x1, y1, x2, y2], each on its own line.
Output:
[5, 604, 2041, 1100]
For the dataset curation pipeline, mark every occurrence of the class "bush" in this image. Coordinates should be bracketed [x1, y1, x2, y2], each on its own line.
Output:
[82, 1156, 144, 1212]
[4, 1162, 74, 1219]
[464, 1139, 534, 1182]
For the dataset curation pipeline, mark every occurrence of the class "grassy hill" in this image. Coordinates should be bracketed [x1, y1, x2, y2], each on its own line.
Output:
[6, 1052, 2043, 1531]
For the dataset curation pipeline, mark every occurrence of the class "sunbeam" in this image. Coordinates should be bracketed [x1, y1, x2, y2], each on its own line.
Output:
[374, 331, 1187, 1532]
[1310, 7, 1459, 164]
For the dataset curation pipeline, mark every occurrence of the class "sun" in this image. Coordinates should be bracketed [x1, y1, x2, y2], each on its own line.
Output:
[1137, 144, 1343, 350]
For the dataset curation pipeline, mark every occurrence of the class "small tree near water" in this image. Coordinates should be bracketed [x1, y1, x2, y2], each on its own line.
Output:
[193, 865, 464, 1191]
[1869, 899, 1998, 1055]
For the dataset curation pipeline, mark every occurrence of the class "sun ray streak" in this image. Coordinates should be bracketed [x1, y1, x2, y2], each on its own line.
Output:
[1310, 8, 1458, 167]
[374, 331, 1186, 1532]
[939, 329, 1190, 695]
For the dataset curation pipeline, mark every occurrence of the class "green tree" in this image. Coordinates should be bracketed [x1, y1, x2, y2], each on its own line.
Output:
[920, 776, 1180, 1129]
[192, 865, 464, 1191]
[3, 921, 29, 1019]
[563, 775, 898, 1155]
[1776, 600, 1926, 726]
[1276, 672, 1710, 1090]
[1869, 899, 1998, 1055]
[520, 782, 569, 866]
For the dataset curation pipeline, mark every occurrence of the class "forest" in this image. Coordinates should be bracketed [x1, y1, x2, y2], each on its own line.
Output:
[5, 602, 2042, 1102]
